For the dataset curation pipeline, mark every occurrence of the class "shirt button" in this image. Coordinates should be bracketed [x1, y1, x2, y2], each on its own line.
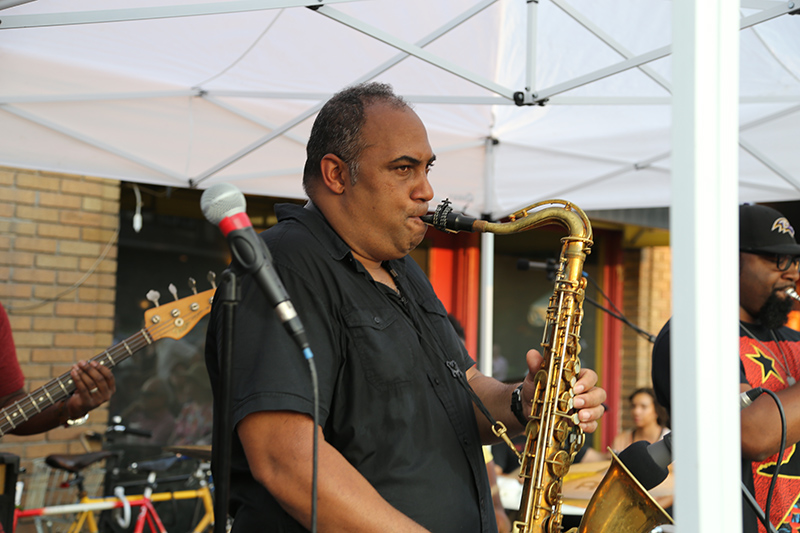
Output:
[373, 316, 381, 324]
[463, 438, 469, 445]
[434, 378, 441, 385]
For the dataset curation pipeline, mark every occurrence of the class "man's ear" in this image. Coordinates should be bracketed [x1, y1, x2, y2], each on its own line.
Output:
[320, 154, 349, 195]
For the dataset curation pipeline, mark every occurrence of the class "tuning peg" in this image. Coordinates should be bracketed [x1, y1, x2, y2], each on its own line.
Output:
[188, 277, 198, 295]
[146, 290, 161, 308]
[169, 283, 179, 301]
[207, 271, 217, 289]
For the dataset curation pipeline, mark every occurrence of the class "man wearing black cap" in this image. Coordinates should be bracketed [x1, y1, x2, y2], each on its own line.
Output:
[652, 203, 800, 533]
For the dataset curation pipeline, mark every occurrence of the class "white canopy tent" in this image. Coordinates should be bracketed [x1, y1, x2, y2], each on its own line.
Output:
[2, 1, 799, 531]
[1, 0, 799, 215]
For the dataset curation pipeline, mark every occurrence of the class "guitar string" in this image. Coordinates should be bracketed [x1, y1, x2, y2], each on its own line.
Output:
[1, 297, 212, 433]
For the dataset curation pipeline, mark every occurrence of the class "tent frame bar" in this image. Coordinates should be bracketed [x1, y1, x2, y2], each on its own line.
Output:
[0, 0, 358, 29]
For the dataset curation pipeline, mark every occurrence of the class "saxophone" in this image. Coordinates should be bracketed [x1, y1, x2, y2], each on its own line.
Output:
[423, 198, 593, 533]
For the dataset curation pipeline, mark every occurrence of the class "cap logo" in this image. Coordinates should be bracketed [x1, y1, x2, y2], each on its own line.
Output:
[772, 217, 795, 238]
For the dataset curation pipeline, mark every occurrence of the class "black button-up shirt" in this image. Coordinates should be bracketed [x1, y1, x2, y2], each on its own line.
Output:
[206, 203, 495, 532]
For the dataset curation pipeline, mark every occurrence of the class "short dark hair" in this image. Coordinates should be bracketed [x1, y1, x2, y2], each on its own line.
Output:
[302, 82, 408, 197]
[629, 387, 670, 428]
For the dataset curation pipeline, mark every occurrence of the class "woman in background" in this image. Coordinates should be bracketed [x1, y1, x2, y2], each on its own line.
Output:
[611, 387, 669, 453]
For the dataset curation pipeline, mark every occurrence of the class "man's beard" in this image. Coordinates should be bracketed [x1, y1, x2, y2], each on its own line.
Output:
[757, 290, 795, 330]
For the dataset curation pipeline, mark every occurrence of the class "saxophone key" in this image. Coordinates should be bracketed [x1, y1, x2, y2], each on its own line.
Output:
[553, 419, 570, 444]
[548, 449, 571, 477]
[545, 479, 563, 506]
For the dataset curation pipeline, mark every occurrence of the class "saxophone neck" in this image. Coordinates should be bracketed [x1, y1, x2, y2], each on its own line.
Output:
[423, 198, 593, 243]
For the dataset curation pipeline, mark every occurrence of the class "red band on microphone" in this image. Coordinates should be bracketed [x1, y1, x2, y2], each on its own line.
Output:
[219, 212, 252, 236]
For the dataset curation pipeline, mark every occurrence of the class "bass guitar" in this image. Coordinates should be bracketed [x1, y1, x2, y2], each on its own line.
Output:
[0, 280, 216, 438]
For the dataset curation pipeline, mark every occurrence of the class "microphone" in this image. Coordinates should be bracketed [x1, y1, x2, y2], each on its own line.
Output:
[516, 258, 556, 272]
[741, 387, 764, 409]
[200, 183, 310, 355]
[617, 432, 672, 491]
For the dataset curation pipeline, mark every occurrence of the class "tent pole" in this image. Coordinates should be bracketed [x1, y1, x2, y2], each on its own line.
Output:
[479, 137, 497, 377]
[671, 0, 741, 532]
[524, 0, 538, 94]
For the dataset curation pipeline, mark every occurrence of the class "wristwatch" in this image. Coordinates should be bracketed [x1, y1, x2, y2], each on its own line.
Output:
[66, 413, 89, 427]
[510, 384, 529, 426]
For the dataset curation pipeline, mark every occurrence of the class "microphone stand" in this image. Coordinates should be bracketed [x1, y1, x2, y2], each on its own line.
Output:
[213, 269, 238, 533]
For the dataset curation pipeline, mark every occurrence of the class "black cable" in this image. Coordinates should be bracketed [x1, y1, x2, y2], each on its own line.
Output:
[307, 356, 319, 533]
[760, 389, 786, 533]
[583, 294, 656, 343]
[741, 480, 778, 533]
[585, 273, 624, 317]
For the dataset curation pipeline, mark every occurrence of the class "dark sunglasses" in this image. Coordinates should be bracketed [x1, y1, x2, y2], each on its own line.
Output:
[751, 252, 800, 272]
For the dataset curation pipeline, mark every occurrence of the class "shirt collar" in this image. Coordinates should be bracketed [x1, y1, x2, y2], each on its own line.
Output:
[274, 202, 408, 280]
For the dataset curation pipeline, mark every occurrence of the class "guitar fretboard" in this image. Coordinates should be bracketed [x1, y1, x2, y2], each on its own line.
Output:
[0, 327, 154, 437]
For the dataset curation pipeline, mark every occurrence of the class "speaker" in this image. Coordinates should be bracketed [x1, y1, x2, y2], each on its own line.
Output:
[0, 453, 20, 533]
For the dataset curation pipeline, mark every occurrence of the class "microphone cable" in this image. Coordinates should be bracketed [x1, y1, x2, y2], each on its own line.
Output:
[760, 389, 786, 533]
[583, 273, 657, 343]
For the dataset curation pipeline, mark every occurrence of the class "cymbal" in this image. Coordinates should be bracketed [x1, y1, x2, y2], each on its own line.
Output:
[163, 445, 212, 462]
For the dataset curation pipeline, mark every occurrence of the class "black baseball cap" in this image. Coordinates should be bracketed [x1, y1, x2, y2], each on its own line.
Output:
[740, 204, 800, 255]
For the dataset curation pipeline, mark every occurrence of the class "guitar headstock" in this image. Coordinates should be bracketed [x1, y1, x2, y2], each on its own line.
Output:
[143, 274, 216, 341]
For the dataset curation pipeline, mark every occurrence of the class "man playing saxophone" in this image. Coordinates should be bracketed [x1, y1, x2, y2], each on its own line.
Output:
[205, 82, 606, 532]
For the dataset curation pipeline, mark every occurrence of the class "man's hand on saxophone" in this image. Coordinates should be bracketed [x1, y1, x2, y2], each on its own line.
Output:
[466, 349, 606, 442]
[519, 349, 607, 434]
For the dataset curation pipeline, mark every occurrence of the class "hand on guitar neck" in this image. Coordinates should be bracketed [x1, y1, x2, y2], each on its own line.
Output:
[0, 277, 216, 438]
[0, 360, 115, 435]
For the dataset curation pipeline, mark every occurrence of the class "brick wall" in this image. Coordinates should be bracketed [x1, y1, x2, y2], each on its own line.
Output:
[0, 166, 119, 471]
[618, 245, 672, 432]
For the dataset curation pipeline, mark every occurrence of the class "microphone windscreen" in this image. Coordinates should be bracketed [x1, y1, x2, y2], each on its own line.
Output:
[617, 440, 670, 491]
[517, 258, 531, 271]
[200, 183, 246, 225]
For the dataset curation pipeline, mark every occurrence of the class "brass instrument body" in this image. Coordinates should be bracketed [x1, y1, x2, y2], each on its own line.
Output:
[425, 199, 670, 533]
[459, 200, 593, 533]
[577, 451, 673, 533]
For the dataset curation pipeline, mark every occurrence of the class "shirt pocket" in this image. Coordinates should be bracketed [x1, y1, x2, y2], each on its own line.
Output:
[342, 305, 416, 391]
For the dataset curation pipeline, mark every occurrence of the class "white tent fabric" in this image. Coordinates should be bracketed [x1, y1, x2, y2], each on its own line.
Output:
[1, 1, 796, 530]
[2, 0, 800, 217]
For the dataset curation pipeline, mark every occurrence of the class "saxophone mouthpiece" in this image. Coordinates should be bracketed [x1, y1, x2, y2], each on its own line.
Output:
[786, 287, 800, 303]
[423, 198, 478, 233]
